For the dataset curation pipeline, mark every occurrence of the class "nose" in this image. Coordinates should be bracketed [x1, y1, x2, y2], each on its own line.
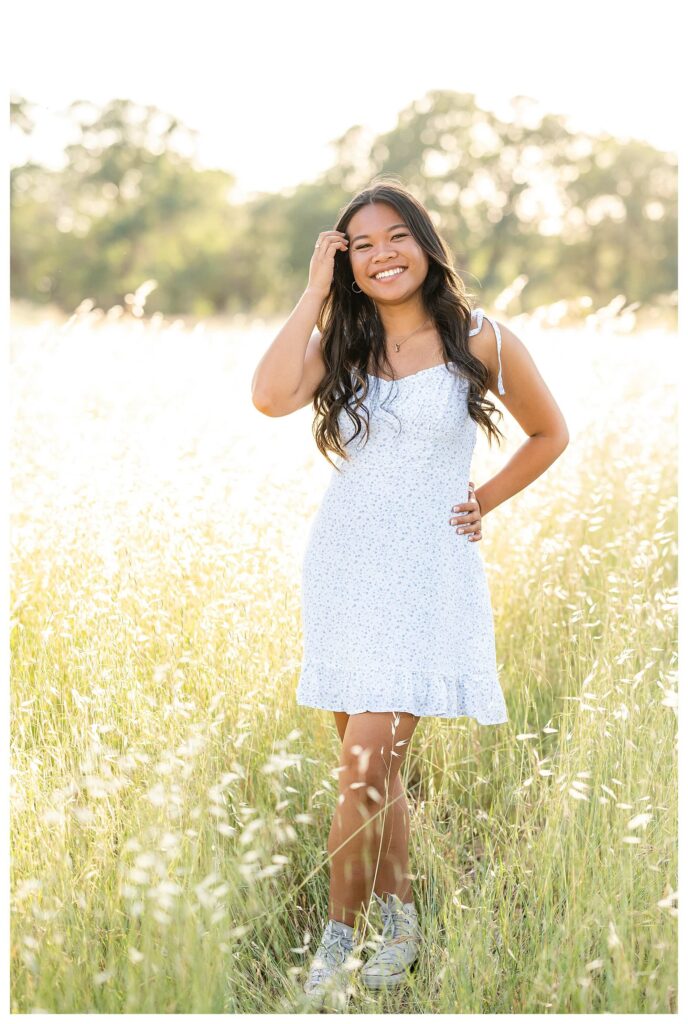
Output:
[372, 247, 400, 264]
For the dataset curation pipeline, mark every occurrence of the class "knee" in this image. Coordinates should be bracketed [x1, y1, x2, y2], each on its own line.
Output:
[338, 749, 397, 805]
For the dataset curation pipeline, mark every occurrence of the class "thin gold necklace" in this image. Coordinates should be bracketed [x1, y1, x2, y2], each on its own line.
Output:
[388, 316, 432, 354]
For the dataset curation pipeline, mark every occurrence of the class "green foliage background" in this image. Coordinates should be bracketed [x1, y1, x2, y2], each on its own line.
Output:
[10, 92, 677, 317]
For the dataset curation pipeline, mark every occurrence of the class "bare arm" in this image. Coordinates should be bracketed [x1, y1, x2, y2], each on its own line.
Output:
[473, 320, 570, 518]
[251, 229, 348, 416]
[251, 287, 328, 416]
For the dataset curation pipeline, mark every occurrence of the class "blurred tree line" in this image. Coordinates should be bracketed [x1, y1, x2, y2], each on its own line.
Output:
[10, 91, 677, 317]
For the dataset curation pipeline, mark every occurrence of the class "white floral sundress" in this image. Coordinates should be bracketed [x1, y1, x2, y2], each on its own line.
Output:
[295, 308, 509, 724]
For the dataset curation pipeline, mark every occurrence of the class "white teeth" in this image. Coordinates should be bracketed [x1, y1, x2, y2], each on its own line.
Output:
[375, 267, 405, 280]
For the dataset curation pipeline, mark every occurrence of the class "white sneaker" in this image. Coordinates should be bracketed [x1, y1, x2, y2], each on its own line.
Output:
[360, 891, 421, 990]
[303, 917, 360, 1011]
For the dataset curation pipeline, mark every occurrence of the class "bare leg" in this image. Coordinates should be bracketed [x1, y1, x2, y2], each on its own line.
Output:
[332, 711, 350, 743]
[326, 711, 419, 927]
[369, 772, 413, 903]
[332, 711, 413, 902]
[331, 712, 413, 904]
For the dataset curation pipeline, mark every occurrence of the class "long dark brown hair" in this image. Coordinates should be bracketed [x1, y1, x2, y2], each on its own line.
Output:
[312, 177, 505, 471]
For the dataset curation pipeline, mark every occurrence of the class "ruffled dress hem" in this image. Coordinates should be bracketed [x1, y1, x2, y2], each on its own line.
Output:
[296, 661, 508, 725]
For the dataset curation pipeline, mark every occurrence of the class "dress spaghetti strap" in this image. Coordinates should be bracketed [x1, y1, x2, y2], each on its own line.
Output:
[469, 308, 506, 395]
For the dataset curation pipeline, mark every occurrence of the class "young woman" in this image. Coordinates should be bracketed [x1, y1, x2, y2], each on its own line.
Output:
[251, 179, 569, 1009]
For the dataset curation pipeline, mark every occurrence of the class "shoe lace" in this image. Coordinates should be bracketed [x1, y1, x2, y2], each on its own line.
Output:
[308, 927, 354, 986]
[369, 893, 419, 964]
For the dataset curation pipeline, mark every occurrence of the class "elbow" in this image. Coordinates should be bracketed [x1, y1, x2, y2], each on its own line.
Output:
[555, 429, 570, 454]
[534, 426, 569, 453]
[251, 366, 275, 415]
[552, 414, 570, 453]
[251, 367, 292, 416]
[252, 388, 277, 416]
[536, 429, 569, 457]
[560, 418, 570, 449]
[252, 389, 291, 417]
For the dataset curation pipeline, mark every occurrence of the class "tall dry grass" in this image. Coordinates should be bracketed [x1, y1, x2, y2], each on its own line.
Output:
[10, 296, 677, 1012]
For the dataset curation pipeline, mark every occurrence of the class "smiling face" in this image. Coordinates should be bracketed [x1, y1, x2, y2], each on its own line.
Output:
[346, 201, 429, 299]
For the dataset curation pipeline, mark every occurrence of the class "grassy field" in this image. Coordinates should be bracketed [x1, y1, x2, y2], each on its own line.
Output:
[10, 299, 677, 1013]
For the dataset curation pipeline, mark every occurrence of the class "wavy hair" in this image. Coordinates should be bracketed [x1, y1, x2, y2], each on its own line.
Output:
[312, 177, 505, 471]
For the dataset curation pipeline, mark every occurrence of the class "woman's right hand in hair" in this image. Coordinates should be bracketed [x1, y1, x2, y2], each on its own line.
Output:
[308, 230, 349, 297]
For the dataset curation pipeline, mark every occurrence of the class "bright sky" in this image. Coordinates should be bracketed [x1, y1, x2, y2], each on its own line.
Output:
[8, 0, 680, 202]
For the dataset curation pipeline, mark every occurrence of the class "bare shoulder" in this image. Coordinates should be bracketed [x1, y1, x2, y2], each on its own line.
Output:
[468, 310, 569, 442]
[466, 310, 500, 391]
[466, 311, 531, 396]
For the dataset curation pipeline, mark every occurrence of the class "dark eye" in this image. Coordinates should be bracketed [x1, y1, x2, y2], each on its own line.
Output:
[354, 233, 408, 251]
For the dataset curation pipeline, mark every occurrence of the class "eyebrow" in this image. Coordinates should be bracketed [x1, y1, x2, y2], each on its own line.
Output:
[348, 223, 407, 244]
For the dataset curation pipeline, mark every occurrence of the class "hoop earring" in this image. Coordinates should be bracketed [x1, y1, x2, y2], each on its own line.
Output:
[351, 281, 363, 293]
